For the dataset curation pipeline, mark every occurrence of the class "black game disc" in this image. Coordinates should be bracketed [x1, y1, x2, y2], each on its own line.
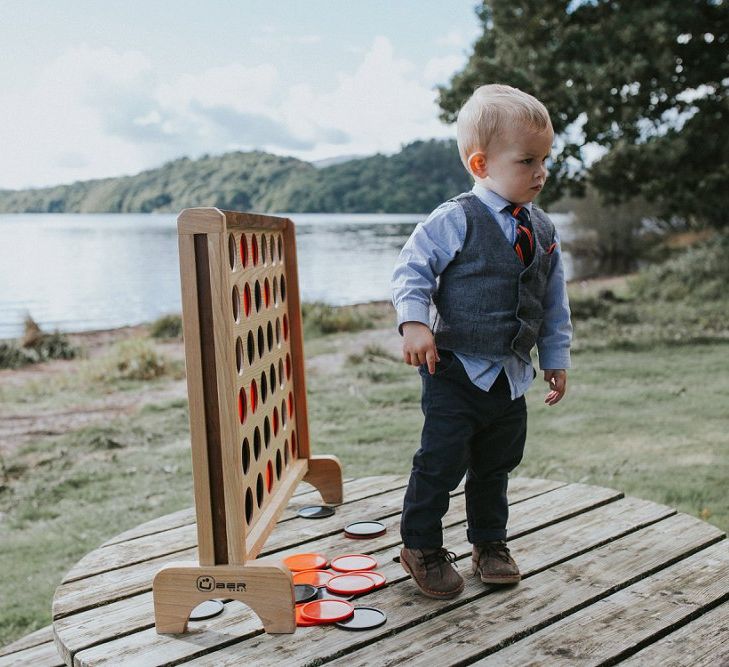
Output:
[297, 505, 336, 519]
[317, 587, 354, 601]
[344, 520, 386, 538]
[189, 599, 224, 621]
[335, 606, 387, 631]
[295, 583, 318, 604]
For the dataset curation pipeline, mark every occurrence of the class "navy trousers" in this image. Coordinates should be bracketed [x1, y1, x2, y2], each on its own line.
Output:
[401, 349, 527, 548]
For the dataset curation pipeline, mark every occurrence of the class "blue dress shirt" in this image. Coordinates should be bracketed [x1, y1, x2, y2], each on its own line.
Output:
[392, 184, 572, 399]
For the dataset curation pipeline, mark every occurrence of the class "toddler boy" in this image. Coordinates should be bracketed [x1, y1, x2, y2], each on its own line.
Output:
[391, 84, 572, 599]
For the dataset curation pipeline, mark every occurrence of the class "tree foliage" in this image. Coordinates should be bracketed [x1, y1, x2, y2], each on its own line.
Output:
[0, 140, 471, 215]
[438, 0, 729, 227]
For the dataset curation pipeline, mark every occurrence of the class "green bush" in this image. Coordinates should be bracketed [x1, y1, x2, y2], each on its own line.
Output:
[631, 233, 729, 303]
[0, 328, 79, 370]
[566, 185, 663, 276]
[302, 302, 374, 338]
[88, 338, 169, 381]
[569, 236, 729, 351]
[149, 314, 183, 339]
[0, 342, 34, 369]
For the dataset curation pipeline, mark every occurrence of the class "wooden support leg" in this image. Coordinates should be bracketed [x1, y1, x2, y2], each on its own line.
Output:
[152, 560, 295, 634]
[304, 454, 344, 504]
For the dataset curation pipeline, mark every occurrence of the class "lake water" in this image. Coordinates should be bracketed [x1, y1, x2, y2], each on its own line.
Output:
[0, 211, 577, 339]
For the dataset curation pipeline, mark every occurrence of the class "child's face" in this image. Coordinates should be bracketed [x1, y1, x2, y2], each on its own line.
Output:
[479, 124, 553, 204]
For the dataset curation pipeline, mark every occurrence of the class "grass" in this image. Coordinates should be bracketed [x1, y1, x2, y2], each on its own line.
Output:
[0, 399, 193, 648]
[1, 240, 728, 648]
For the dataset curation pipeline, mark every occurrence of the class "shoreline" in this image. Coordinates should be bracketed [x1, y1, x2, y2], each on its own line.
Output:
[1, 272, 634, 344]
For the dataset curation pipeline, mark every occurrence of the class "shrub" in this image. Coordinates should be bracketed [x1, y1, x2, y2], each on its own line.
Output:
[566, 185, 663, 276]
[630, 233, 729, 303]
[0, 316, 79, 369]
[302, 302, 374, 338]
[149, 314, 183, 339]
[89, 338, 168, 381]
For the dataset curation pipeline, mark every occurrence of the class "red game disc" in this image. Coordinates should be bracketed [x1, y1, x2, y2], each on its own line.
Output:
[284, 553, 327, 572]
[326, 573, 376, 596]
[299, 599, 355, 624]
[293, 569, 334, 587]
[295, 605, 319, 627]
[330, 554, 378, 572]
[360, 571, 387, 588]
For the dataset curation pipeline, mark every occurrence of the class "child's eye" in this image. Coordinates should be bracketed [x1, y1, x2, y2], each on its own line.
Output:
[521, 158, 533, 165]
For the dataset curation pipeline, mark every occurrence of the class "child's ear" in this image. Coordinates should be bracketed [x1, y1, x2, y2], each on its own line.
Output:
[468, 152, 487, 178]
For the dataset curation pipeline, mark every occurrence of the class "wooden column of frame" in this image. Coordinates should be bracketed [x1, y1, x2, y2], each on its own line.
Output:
[152, 208, 343, 635]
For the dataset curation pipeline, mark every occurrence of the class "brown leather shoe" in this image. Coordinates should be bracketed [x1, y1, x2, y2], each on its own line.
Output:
[472, 540, 521, 584]
[400, 547, 465, 599]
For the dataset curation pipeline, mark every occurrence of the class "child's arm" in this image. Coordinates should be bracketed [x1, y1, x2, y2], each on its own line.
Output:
[392, 201, 465, 374]
[537, 229, 573, 405]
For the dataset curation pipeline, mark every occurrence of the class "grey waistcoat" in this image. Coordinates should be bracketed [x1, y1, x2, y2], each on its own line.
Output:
[432, 192, 556, 363]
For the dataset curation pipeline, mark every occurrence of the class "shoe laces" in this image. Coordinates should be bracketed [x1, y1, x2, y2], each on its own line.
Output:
[422, 548, 459, 570]
[476, 540, 512, 564]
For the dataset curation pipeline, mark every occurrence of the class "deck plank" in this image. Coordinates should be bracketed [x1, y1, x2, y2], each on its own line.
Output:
[71, 482, 625, 666]
[472, 539, 729, 666]
[53, 481, 569, 663]
[618, 600, 729, 667]
[49, 477, 729, 667]
[325, 512, 723, 667]
[54, 476, 563, 657]
[0, 639, 64, 667]
[51, 478, 566, 618]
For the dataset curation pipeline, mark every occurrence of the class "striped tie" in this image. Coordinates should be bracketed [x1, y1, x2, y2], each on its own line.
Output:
[505, 204, 534, 266]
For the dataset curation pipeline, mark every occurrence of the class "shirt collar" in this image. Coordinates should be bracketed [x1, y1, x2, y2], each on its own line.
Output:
[471, 183, 533, 215]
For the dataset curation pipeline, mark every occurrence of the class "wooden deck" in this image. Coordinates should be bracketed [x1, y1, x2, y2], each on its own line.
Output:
[2, 475, 728, 666]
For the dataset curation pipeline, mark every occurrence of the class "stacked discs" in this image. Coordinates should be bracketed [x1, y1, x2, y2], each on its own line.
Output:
[283, 551, 388, 628]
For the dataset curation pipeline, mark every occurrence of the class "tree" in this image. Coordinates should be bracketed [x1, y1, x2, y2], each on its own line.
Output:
[438, 0, 729, 227]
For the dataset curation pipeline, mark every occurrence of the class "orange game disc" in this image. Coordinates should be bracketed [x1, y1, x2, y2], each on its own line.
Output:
[326, 573, 376, 596]
[330, 554, 377, 572]
[284, 553, 328, 572]
[293, 569, 335, 587]
[299, 599, 354, 624]
[360, 571, 387, 588]
[295, 605, 318, 627]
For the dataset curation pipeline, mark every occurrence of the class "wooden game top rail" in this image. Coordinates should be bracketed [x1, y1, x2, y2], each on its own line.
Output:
[177, 207, 292, 235]
[2, 476, 727, 666]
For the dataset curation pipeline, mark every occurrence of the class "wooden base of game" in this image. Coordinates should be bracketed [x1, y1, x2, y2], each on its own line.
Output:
[153, 561, 295, 634]
[152, 454, 343, 635]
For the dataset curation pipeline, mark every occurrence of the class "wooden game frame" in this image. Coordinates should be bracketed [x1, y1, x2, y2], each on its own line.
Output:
[153, 208, 343, 634]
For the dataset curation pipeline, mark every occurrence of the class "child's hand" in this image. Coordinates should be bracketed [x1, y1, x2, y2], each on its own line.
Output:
[401, 322, 439, 374]
[543, 369, 567, 406]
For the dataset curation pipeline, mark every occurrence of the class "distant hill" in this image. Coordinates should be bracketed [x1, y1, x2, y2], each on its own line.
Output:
[0, 139, 472, 214]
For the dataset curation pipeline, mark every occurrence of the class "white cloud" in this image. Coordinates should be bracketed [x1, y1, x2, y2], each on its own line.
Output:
[435, 29, 473, 49]
[279, 36, 457, 160]
[423, 55, 464, 86]
[0, 44, 155, 189]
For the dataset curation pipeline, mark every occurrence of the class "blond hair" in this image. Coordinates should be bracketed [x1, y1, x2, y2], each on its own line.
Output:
[456, 84, 552, 171]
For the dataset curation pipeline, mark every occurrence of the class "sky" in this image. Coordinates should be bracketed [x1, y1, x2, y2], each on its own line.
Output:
[0, 1, 483, 190]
